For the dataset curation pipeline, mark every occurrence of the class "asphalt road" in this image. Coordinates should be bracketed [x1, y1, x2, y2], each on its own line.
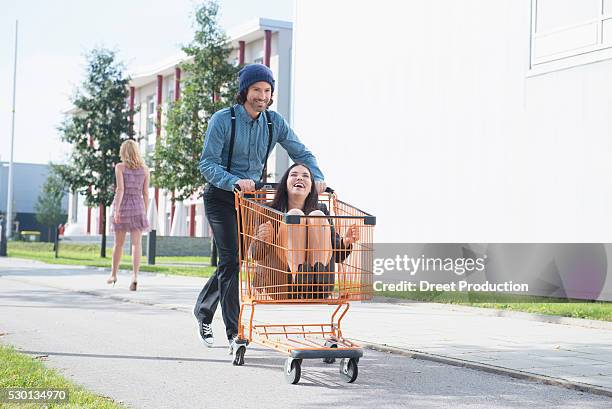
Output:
[1, 276, 611, 409]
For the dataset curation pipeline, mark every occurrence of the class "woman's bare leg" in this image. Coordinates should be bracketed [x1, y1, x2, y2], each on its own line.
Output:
[130, 230, 142, 283]
[110, 230, 127, 279]
[306, 210, 332, 266]
[281, 208, 306, 273]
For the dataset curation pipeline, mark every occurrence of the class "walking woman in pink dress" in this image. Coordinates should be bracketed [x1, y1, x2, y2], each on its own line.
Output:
[106, 139, 150, 290]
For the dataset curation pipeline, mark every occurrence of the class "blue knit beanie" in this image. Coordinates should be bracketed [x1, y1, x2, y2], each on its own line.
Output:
[238, 64, 275, 94]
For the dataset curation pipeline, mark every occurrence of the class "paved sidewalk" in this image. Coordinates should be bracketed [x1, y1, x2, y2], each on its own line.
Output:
[1, 257, 612, 397]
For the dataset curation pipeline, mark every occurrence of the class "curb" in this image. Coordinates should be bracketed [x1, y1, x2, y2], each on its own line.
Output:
[359, 341, 612, 399]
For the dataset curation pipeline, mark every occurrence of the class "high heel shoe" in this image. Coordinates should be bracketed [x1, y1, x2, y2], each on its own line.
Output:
[106, 275, 117, 286]
[129, 281, 138, 291]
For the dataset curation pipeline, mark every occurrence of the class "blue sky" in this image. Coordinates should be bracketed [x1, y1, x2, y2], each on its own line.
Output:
[0, 0, 294, 165]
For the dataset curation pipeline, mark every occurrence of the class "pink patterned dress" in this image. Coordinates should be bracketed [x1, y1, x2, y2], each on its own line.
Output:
[111, 166, 150, 233]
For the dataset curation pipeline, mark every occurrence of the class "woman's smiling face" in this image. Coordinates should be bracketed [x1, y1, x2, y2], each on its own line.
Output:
[286, 165, 312, 199]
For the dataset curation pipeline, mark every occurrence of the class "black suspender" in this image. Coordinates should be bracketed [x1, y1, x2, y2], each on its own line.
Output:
[262, 110, 273, 182]
[226, 107, 237, 173]
[226, 106, 273, 182]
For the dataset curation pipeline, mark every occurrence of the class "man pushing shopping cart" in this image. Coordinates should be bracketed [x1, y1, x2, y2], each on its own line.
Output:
[195, 64, 327, 354]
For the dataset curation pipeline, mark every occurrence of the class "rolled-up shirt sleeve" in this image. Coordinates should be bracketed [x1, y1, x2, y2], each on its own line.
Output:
[199, 112, 240, 191]
[276, 115, 325, 182]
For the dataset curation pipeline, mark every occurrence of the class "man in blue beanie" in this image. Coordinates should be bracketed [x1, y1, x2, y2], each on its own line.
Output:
[194, 63, 326, 362]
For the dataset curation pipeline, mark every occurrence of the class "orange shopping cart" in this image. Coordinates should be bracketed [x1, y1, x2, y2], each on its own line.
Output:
[232, 183, 375, 384]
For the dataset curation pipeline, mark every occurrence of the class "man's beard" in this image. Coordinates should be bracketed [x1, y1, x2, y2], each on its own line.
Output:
[250, 99, 267, 111]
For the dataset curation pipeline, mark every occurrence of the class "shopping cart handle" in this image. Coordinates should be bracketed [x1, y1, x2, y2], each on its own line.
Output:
[234, 182, 278, 192]
[234, 183, 334, 193]
[256, 182, 278, 190]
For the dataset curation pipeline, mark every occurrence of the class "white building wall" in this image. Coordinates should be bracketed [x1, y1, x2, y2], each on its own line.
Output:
[292, 0, 612, 243]
[65, 191, 88, 235]
[273, 29, 293, 180]
[245, 38, 265, 63]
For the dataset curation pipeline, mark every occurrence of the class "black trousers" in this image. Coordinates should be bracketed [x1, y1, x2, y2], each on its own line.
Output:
[193, 185, 239, 340]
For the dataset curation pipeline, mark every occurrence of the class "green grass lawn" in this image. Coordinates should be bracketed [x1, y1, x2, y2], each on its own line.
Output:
[376, 290, 612, 321]
[0, 344, 123, 408]
[7, 241, 215, 278]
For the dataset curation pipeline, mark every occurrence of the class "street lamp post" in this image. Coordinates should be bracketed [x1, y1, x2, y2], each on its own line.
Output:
[6, 20, 19, 238]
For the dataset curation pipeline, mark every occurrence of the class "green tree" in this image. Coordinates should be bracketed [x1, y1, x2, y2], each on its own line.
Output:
[152, 0, 239, 201]
[35, 166, 68, 242]
[58, 48, 133, 257]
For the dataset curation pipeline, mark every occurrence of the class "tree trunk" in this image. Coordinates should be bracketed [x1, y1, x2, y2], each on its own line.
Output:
[100, 208, 107, 258]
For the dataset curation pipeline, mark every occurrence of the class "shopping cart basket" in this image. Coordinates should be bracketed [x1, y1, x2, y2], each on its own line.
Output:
[232, 183, 375, 384]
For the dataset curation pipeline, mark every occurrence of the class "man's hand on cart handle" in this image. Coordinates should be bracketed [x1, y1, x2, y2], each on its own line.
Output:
[315, 181, 327, 194]
[255, 221, 273, 242]
[235, 179, 255, 192]
[343, 224, 360, 246]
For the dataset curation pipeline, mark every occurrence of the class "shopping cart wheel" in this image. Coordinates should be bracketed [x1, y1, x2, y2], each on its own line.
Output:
[323, 340, 337, 364]
[232, 345, 246, 366]
[339, 358, 358, 383]
[284, 358, 302, 384]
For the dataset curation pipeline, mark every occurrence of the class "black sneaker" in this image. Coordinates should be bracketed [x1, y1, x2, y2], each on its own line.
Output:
[228, 335, 238, 355]
[228, 335, 248, 355]
[197, 319, 214, 347]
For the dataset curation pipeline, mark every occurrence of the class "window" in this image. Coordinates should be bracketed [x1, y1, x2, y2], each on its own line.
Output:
[253, 56, 264, 64]
[531, 0, 612, 67]
[146, 95, 155, 135]
[166, 80, 175, 108]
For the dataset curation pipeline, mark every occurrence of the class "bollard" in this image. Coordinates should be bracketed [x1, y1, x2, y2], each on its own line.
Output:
[147, 229, 156, 265]
[0, 216, 6, 257]
[54, 225, 60, 258]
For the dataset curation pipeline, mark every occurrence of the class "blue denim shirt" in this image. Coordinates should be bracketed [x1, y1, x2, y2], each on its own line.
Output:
[199, 104, 324, 191]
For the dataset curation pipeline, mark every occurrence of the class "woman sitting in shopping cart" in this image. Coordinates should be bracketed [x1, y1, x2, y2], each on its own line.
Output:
[250, 163, 360, 299]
